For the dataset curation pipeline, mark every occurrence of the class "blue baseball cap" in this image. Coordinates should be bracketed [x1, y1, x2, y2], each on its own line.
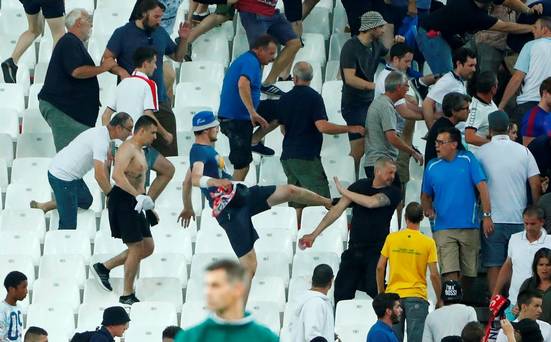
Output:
[192, 111, 219, 132]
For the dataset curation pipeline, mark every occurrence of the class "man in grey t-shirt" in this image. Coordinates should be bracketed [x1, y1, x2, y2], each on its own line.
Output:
[364, 71, 423, 185]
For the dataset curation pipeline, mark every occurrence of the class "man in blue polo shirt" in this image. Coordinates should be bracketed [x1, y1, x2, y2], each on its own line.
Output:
[367, 293, 402, 342]
[178, 111, 332, 303]
[421, 127, 492, 289]
[103, 0, 190, 157]
[218, 34, 280, 181]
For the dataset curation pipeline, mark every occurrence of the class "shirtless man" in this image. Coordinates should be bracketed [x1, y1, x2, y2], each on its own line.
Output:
[91, 115, 159, 306]
[178, 111, 333, 303]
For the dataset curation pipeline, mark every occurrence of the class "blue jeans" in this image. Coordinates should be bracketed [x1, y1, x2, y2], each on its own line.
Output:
[415, 27, 453, 75]
[48, 172, 92, 229]
[393, 297, 429, 342]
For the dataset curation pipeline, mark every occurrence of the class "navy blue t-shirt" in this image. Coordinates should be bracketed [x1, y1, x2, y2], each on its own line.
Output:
[38, 32, 100, 127]
[106, 22, 176, 103]
[189, 143, 232, 206]
[218, 51, 261, 120]
[278, 85, 328, 160]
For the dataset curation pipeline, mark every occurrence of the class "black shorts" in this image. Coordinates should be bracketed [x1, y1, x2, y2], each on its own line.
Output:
[219, 100, 278, 169]
[216, 185, 276, 257]
[341, 101, 371, 141]
[282, 0, 302, 22]
[107, 186, 152, 244]
[19, 0, 64, 18]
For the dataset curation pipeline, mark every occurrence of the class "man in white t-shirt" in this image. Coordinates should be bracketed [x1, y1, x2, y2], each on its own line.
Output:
[30, 112, 133, 229]
[101, 46, 175, 200]
[478, 111, 541, 294]
[496, 290, 551, 342]
[422, 280, 477, 342]
[499, 17, 551, 125]
[0, 271, 28, 342]
[465, 71, 499, 154]
[493, 207, 551, 315]
[422, 47, 476, 129]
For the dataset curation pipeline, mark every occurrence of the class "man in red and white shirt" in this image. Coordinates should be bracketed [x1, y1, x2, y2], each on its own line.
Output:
[102, 46, 174, 201]
[237, 0, 302, 96]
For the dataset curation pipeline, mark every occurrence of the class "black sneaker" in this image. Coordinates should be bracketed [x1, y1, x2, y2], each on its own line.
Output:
[1, 58, 17, 83]
[91, 262, 113, 291]
[192, 11, 209, 23]
[261, 84, 286, 96]
[277, 75, 293, 82]
[119, 293, 140, 306]
[251, 143, 275, 156]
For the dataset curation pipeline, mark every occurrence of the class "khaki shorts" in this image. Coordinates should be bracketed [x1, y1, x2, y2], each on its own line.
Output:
[433, 228, 480, 277]
[281, 158, 330, 208]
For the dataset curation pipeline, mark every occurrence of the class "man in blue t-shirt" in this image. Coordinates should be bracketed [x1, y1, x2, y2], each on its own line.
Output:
[218, 35, 280, 181]
[178, 111, 332, 302]
[421, 127, 492, 287]
[103, 0, 190, 157]
[367, 293, 402, 342]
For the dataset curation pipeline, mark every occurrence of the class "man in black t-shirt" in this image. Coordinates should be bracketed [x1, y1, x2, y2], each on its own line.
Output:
[339, 11, 389, 174]
[416, 0, 536, 75]
[528, 135, 551, 195]
[299, 157, 401, 302]
[424, 92, 470, 166]
[38, 9, 117, 151]
[279, 62, 364, 225]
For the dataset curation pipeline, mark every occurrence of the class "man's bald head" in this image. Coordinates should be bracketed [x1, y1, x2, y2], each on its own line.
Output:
[292, 61, 314, 82]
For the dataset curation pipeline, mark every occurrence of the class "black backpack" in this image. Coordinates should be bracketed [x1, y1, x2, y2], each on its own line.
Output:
[70, 330, 98, 342]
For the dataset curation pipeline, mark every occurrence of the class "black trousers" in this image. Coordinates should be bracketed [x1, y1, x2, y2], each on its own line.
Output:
[334, 243, 384, 304]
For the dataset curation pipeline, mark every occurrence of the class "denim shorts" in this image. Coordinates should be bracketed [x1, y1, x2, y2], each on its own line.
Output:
[481, 223, 524, 267]
[239, 10, 298, 47]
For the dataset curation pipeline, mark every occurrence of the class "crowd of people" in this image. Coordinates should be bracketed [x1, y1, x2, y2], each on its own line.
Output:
[1, 0, 551, 341]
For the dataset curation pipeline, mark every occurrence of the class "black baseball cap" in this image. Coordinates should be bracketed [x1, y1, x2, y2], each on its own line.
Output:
[442, 280, 463, 302]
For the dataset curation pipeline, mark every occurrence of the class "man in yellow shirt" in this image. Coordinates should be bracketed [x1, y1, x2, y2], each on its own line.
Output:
[376, 202, 442, 342]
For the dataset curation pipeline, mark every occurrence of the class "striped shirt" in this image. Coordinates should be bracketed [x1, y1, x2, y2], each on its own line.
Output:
[521, 105, 551, 138]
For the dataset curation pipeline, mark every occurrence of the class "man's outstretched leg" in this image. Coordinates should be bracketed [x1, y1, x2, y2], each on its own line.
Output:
[30, 199, 56, 213]
[266, 184, 331, 208]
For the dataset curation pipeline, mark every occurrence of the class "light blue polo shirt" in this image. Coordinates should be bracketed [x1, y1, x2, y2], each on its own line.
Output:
[422, 150, 487, 231]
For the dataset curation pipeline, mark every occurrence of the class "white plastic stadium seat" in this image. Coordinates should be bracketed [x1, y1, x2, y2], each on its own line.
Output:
[254, 228, 293, 263]
[0, 231, 41, 265]
[140, 253, 188, 287]
[32, 278, 81, 313]
[179, 61, 225, 84]
[11, 157, 51, 186]
[26, 82, 42, 109]
[255, 252, 290, 287]
[92, 7, 132, 36]
[251, 206, 298, 239]
[336, 324, 370, 342]
[191, 35, 229, 66]
[25, 304, 75, 339]
[38, 254, 87, 288]
[21, 108, 51, 133]
[16, 133, 56, 158]
[324, 60, 341, 82]
[195, 228, 234, 255]
[135, 278, 183, 312]
[295, 33, 326, 66]
[0, 8, 29, 36]
[249, 276, 286, 312]
[0, 133, 14, 166]
[335, 299, 377, 335]
[176, 130, 194, 156]
[291, 251, 340, 278]
[154, 206, 198, 242]
[130, 301, 178, 328]
[189, 253, 237, 280]
[77, 303, 119, 331]
[0, 159, 6, 192]
[0, 84, 25, 113]
[258, 156, 287, 186]
[49, 209, 99, 241]
[4, 182, 51, 210]
[247, 301, 281, 334]
[0, 108, 19, 139]
[124, 325, 164, 342]
[43, 230, 92, 264]
[174, 81, 220, 110]
[180, 301, 208, 329]
[301, 206, 348, 241]
[150, 230, 192, 265]
[321, 133, 351, 158]
[83, 278, 124, 305]
[303, 7, 330, 40]
[329, 33, 350, 61]
[0, 255, 35, 289]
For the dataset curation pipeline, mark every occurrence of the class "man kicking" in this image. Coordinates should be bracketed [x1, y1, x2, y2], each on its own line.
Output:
[91, 116, 159, 306]
[178, 111, 332, 302]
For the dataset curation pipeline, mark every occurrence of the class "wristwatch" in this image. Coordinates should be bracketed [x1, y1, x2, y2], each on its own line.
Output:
[482, 212, 492, 218]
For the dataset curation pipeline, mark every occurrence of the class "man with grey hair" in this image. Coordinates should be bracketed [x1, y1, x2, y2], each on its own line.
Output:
[38, 8, 117, 151]
[278, 61, 364, 225]
[364, 71, 423, 187]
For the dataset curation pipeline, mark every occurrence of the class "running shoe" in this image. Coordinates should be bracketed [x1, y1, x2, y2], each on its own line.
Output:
[91, 262, 113, 291]
[1, 58, 17, 83]
[261, 84, 286, 96]
[119, 293, 140, 306]
[251, 142, 275, 156]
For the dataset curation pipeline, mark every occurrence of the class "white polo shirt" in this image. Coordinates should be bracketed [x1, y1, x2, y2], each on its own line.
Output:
[496, 319, 551, 342]
[48, 126, 111, 181]
[515, 37, 551, 104]
[477, 135, 540, 223]
[465, 96, 498, 154]
[507, 229, 551, 306]
[106, 70, 159, 123]
[427, 71, 466, 111]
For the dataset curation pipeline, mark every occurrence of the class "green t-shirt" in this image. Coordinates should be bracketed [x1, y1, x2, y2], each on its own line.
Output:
[176, 314, 279, 342]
